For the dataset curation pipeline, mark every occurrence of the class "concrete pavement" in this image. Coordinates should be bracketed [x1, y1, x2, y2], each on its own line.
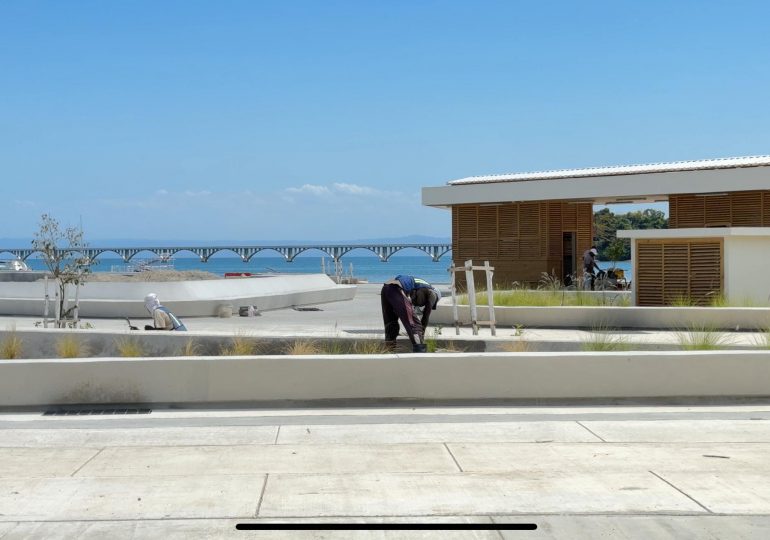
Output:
[2, 284, 770, 536]
[1, 283, 767, 349]
[1, 403, 770, 538]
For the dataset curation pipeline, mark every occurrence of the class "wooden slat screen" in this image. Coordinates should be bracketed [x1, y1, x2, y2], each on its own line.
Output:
[477, 206, 498, 259]
[561, 204, 577, 230]
[704, 195, 731, 226]
[637, 243, 664, 306]
[636, 239, 722, 306]
[670, 191, 770, 228]
[547, 202, 562, 257]
[662, 244, 689, 304]
[671, 195, 704, 228]
[576, 204, 594, 256]
[689, 242, 722, 301]
[732, 192, 761, 226]
[451, 200, 593, 285]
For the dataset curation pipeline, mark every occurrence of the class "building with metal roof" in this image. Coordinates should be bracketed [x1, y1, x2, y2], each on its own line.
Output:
[422, 156, 770, 306]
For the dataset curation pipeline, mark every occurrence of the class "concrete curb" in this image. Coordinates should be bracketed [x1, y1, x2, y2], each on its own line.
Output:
[434, 303, 770, 330]
[2, 351, 769, 406]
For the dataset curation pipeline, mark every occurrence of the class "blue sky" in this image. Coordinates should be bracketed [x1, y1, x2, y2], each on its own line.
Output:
[2, 0, 769, 242]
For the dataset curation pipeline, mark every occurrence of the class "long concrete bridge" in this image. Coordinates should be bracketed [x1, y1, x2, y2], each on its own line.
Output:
[0, 243, 452, 263]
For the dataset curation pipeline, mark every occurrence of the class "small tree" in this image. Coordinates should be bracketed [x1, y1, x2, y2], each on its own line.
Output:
[31, 214, 93, 326]
[605, 239, 628, 268]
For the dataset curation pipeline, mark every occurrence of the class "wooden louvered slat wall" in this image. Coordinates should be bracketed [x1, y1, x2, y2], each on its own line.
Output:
[704, 195, 731, 226]
[547, 202, 563, 257]
[689, 242, 722, 302]
[763, 193, 770, 226]
[636, 239, 723, 306]
[662, 244, 689, 304]
[452, 200, 593, 286]
[670, 191, 770, 228]
[477, 206, 498, 260]
[732, 192, 761, 226]
[576, 204, 594, 257]
[637, 243, 664, 306]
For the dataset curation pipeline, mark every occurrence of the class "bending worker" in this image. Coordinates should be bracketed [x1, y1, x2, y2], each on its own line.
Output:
[381, 275, 441, 353]
[143, 293, 187, 331]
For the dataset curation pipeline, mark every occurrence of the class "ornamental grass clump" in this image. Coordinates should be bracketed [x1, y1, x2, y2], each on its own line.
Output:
[220, 334, 261, 356]
[753, 328, 770, 349]
[352, 340, 391, 354]
[114, 337, 144, 357]
[537, 271, 563, 292]
[424, 330, 439, 353]
[581, 326, 632, 352]
[56, 335, 90, 358]
[178, 339, 202, 357]
[676, 325, 732, 350]
[284, 340, 321, 355]
[466, 287, 629, 308]
[668, 294, 697, 307]
[0, 332, 23, 359]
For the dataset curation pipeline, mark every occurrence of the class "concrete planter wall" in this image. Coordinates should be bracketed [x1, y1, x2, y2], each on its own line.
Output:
[1, 351, 769, 407]
[433, 303, 770, 330]
[0, 274, 356, 317]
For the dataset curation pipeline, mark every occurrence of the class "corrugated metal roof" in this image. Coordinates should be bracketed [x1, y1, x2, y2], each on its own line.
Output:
[448, 155, 770, 185]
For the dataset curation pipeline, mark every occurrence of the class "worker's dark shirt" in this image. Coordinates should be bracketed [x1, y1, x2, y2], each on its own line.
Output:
[411, 287, 435, 329]
[583, 251, 600, 274]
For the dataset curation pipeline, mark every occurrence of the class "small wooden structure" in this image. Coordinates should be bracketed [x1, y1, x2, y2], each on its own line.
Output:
[449, 260, 496, 336]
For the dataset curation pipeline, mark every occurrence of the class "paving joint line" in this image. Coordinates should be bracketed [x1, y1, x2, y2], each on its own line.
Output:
[648, 470, 713, 514]
[488, 515, 507, 540]
[69, 447, 105, 477]
[273, 425, 281, 445]
[575, 421, 606, 442]
[442, 443, 464, 472]
[2, 511, 768, 524]
[254, 474, 269, 517]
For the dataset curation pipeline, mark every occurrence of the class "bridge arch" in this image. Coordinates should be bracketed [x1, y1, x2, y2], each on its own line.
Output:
[0, 250, 21, 260]
[90, 249, 124, 260]
[203, 247, 246, 261]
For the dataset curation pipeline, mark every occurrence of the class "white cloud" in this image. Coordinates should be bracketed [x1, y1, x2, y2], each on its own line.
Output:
[286, 184, 331, 196]
[155, 189, 169, 196]
[332, 182, 378, 195]
[184, 190, 212, 197]
[285, 182, 390, 197]
[13, 199, 36, 207]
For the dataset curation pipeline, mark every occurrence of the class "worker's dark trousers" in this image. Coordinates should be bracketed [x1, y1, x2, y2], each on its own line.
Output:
[381, 284, 422, 345]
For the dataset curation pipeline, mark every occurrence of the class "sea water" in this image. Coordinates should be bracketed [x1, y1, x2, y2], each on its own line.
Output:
[24, 255, 631, 286]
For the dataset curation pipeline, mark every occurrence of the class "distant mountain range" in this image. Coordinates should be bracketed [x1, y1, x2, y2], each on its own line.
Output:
[0, 235, 450, 249]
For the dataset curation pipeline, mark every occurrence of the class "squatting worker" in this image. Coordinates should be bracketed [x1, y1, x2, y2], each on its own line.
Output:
[381, 275, 441, 353]
[143, 293, 187, 331]
[582, 246, 601, 290]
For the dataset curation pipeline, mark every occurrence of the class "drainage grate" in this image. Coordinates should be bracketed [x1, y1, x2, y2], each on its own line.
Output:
[43, 408, 152, 416]
[293, 306, 322, 311]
